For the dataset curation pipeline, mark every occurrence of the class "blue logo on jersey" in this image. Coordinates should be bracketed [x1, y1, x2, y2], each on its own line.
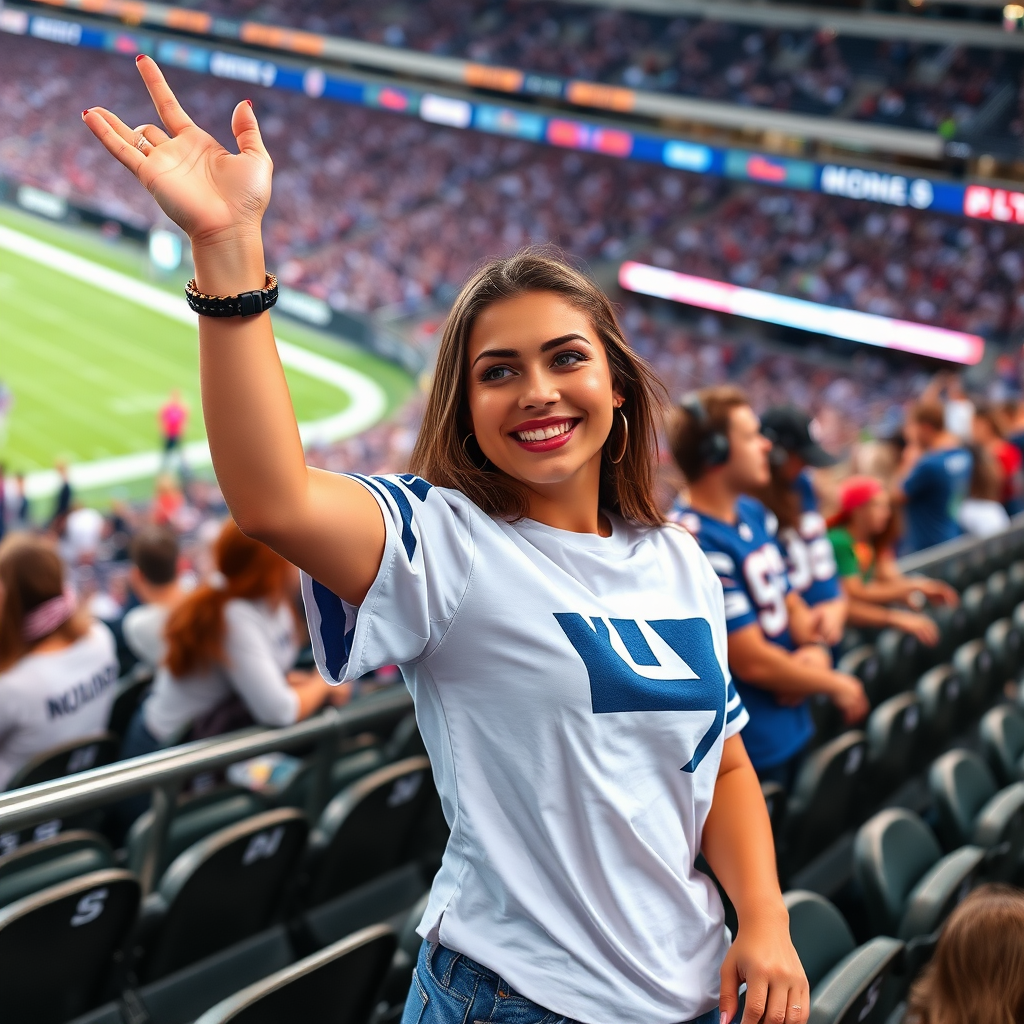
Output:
[553, 614, 725, 772]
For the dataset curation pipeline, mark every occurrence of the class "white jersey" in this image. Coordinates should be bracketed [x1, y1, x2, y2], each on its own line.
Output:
[144, 599, 298, 742]
[0, 622, 118, 790]
[302, 474, 747, 1024]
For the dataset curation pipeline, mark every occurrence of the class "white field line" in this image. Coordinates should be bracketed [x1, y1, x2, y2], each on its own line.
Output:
[0, 225, 388, 498]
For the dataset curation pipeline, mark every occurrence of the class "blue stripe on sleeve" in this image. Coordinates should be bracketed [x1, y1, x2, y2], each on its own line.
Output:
[398, 474, 432, 501]
[726, 702, 746, 724]
[311, 578, 355, 681]
[373, 476, 417, 561]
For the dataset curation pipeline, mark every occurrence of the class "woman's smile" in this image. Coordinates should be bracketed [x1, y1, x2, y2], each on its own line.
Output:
[509, 416, 581, 451]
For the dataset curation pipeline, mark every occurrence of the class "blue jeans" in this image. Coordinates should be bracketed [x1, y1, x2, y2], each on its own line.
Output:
[401, 940, 719, 1024]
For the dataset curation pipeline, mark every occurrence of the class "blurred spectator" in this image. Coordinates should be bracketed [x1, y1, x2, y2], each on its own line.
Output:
[11, 474, 30, 531]
[0, 465, 6, 544]
[0, 534, 118, 790]
[159, 389, 189, 477]
[150, 474, 186, 529]
[121, 525, 185, 670]
[121, 520, 346, 760]
[755, 406, 847, 647]
[668, 386, 868, 791]
[958, 445, 1012, 538]
[972, 404, 1023, 514]
[905, 883, 1024, 1024]
[50, 462, 72, 532]
[896, 400, 973, 554]
[827, 476, 956, 644]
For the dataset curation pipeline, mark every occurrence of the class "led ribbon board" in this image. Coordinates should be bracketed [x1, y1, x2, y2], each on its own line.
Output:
[618, 261, 985, 366]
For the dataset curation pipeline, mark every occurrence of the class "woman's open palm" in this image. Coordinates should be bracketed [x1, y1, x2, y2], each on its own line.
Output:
[83, 56, 272, 244]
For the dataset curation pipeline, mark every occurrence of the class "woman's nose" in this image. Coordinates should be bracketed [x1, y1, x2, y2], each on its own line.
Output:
[518, 370, 560, 408]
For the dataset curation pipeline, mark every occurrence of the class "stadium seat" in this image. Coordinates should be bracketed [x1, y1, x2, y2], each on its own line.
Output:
[865, 693, 922, 799]
[984, 617, 1024, 686]
[761, 781, 788, 842]
[5, 732, 119, 791]
[136, 807, 308, 982]
[915, 666, 964, 755]
[126, 786, 269, 882]
[1006, 562, 1024, 609]
[837, 646, 885, 708]
[295, 757, 435, 950]
[192, 924, 396, 1024]
[940, 557, 972, 594]
[951, 640, 996, 717]
[107, 666, 154, 742]
[928, 749, 1024, 882]
[271, 747, 386, 811]
[784, 890, 902, 1024]
[986, 571, 1014, 621]
[0, 869, 140, 1024]
[376, 892, 431, 1022]
[927, 603, 970, 666]
[0, 830, 114, 909]
[809, 694, 845, 750]
[874, 629, 921, 703]
[384, 713, 427, 762]
[960, 583, 995, 639]
[980, 705, 1024, 785]
[783, 732, 867, 871]
[853, 809, 984, 943]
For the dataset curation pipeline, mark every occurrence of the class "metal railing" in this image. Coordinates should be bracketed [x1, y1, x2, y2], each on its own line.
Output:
[0, 686, 413, 894]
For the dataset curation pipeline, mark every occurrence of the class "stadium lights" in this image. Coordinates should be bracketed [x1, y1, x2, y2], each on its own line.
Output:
[1005, 5, 1024, 31]
[618, 261, 985, 366]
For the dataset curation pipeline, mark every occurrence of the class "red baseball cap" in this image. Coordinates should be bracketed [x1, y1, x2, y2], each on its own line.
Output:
[830, 476, 884, 526]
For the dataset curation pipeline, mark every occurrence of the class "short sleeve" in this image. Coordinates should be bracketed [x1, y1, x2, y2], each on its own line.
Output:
[902, 459, 934, 500]
[301, 474, 474, 684]
[828, 529, 860, 578]
[701, 548, 758, 634]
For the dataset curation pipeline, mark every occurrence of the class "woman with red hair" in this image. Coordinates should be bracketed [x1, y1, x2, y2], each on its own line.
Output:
[827, 476, 956, 644]
[121, 520, 342, 760]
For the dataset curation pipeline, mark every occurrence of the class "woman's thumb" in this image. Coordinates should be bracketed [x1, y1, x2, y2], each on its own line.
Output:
[231, 99, 269, 160]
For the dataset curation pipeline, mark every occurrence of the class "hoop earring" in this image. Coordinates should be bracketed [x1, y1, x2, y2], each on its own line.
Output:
[462, 432, 490, 471]
[610, 408, 629, 465]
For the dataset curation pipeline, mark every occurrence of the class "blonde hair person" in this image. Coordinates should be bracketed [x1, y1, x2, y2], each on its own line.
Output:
[84, 61, 809, 1024]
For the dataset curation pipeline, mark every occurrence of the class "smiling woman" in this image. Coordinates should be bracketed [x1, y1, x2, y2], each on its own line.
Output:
[81, 56, 809, 1024]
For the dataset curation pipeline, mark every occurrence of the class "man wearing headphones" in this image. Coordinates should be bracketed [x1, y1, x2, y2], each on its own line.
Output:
[668, 387, 868, 792]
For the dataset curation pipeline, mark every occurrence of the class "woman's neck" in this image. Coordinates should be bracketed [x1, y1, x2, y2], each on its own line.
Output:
[522, 456, 609, 535]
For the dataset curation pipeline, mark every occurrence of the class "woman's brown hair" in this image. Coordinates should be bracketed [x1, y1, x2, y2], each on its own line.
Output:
[754, 461, 802, 533]
[165, 520, 291, 677]
[0, 534, 88, 672]
[409, 248, 665, 526]
[906, 883, 1024, 1024]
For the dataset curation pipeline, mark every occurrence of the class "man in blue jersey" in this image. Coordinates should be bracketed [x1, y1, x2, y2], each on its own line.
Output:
[669, 386, 869, 791]
[756, 406, 847, 647]
[897, 400, 973, 554]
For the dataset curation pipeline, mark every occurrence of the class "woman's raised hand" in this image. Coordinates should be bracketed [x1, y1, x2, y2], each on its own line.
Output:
[82, 56, 271, 248]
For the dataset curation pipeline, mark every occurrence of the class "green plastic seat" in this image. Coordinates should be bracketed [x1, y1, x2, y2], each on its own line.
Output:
[5, 732, 119, 792]
[927, 604, 970, 666]
[1006, 562, 1024, 609]
[952, 640, 996, 717]
[986, 571, 1014, 621]
[784, 890, 903, 1024]
[0, 831, 114, 910]
[875, 629, 921, 702]
[127, 786, 269, 882]
[272, 747, 386, 811]
[961, 582, 995, 639]
[915, 666, 963, 755]
[853, 809, 984, 941]
[837, 646, 884, 708]
[985, 618, 1024, 687]
[980, 705, 1024, 785]
[866, 693, 922, 800]
[784, 732, 867, 872]
[928, 749, 1024, 882]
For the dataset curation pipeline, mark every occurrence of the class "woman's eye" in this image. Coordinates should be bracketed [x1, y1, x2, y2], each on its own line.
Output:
[480, 365, 513, 382]
[553, 350, 587, 366]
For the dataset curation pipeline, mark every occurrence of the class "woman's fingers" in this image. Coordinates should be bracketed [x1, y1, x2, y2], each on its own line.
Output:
[230, 99, 270, 162]
[90, 106, 138, 146]
[761, 977, 790, 1024]
[81, 108, 145, 176]
[135, 54, 195, 135]
[136, 123, 171, 147]
[788, 983, 810, 1023]
[740, 977, 768, 1024]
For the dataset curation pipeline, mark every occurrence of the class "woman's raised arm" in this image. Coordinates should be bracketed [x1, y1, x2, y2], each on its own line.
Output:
[83, 57, 384, 605]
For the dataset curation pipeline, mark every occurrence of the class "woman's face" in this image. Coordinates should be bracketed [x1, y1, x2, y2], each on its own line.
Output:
[465, 290, 622, 496]
[853, 491, 890, 537]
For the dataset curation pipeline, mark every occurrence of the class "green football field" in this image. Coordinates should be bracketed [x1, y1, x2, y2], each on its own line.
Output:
[0, 204, 413, 505]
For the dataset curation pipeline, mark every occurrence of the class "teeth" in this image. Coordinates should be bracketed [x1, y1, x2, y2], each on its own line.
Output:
[515, 421, 574, 442]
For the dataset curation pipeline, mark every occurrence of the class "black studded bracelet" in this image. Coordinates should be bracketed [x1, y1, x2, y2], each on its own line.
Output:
[184, 273, 279, 317]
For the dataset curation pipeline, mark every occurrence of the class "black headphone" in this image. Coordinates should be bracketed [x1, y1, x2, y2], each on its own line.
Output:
[680, 392, 730, 469]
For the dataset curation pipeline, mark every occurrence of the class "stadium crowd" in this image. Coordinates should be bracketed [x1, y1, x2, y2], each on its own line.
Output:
[149, 0, 1024, 139]
[4, 34, 1024, 339]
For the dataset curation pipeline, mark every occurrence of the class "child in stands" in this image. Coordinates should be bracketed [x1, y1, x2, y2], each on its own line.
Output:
[84, 59, 809, 1024]
[905, 883, 1024, 1024]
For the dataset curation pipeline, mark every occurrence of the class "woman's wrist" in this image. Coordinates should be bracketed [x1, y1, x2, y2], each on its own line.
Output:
[191, 228, 267, 296]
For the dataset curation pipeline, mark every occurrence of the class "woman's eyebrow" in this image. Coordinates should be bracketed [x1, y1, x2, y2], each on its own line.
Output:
[471, 333, 590, 368]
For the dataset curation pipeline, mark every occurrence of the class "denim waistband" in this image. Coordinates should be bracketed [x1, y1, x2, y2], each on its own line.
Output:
[438, 944, 720, 1024]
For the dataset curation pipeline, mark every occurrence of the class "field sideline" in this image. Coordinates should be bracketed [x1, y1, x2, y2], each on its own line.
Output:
[0, 204, 414, 504]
